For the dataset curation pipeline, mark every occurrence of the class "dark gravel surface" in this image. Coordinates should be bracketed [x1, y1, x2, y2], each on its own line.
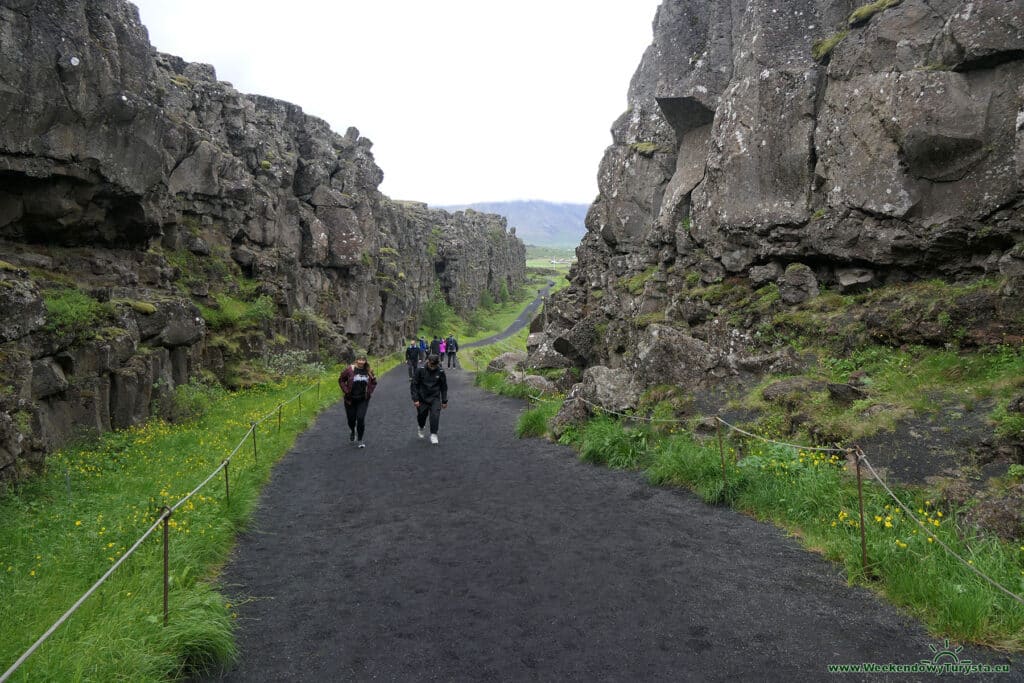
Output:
[200, 366, 1021, 682]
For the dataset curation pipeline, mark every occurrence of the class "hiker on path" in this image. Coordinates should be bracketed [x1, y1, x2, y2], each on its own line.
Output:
[411, 352, 448, 445]
[338, 354, 377, 448]
[429, 336, 442, 356]
[445, 333, 459, 368]
[405, 340, 420, 379]
[418, 337, 427, 362]
[439, 337, 447, 359]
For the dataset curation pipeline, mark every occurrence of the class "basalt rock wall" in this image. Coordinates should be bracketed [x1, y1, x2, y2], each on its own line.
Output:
[0, 0, 523, 484]
[539, 0, 1024, 384]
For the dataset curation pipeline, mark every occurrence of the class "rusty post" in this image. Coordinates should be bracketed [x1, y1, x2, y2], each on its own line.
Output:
[162, 506, 171, 627]
[250, 422, 257, 463]
[277, 403, 282, 434]
[223, 459, 230, 505]
[854, 448, 868, 575]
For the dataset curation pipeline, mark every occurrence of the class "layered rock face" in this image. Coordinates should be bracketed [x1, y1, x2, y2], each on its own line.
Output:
[0, 0, 523, 483]
[538, 0, 1024, 407]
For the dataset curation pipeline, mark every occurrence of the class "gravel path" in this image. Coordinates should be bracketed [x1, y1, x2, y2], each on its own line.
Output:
[201, 365, 1020, 682]
[462, 280, 555, 348]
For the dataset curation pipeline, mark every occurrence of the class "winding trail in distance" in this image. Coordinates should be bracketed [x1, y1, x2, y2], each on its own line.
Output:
[463, 278, 556, 348]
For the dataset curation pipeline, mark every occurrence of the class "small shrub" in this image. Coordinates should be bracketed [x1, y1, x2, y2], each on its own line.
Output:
[43, 288, 111, 338]
[169, 379, 227, 423]
[848, 0, 901, 26]
[812, 30, 848, 61]
[630, 141, 662, 157]
[259, 350, 326, 379]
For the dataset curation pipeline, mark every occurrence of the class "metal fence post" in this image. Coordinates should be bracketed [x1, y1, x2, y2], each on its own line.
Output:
[717, 420, 726, 492]
[223, 460, 230, 505]
[251, 422, 258, 463]
[278, 403, 282, 433]
[162, 507, 171, 627]
[854, 448, 868, 575]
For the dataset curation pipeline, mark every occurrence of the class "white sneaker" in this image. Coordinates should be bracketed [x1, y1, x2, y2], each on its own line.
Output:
[357, 441, 366, 449]
[417, 428, 425, 439]
[429, 433, 439, 445]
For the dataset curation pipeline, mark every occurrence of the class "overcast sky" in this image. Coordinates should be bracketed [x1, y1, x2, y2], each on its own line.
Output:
[130, 1, 661, 206]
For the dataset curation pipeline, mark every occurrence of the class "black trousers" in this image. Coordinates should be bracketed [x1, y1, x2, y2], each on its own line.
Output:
[345, 398, 370, 439]
[416, 397, 442, 434]
[446, 350, 457, 367]
[407, 359, 417, 378]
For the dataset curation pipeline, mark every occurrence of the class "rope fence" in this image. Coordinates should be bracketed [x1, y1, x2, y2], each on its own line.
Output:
[1, 378, 325, 683]
[529, 387, 1024, 607]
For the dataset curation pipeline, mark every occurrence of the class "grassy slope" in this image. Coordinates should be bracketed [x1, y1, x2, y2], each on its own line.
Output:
[0, 365, 397, 681]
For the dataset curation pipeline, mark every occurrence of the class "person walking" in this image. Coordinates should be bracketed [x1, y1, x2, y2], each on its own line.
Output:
[445, 333, 459, 368]
[411, 353, 448, 445]
[338, 354, 377, 448]
[429, 335, 442, 356]
[417, 336, 427, 363]
[438, 336, 447, 360]
[405, 339, 420, 379]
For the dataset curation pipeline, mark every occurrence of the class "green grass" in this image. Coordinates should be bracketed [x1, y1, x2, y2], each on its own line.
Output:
[460, 328, 531, 373]
[500, 392, 1024, 651]
[516, 401, 561, 438]
[812, 30, 848, 61]
[0, 358, 396, 681]
[42, 288, 113, 339]
[197, 294, 275, 331]
[848, 0, 901, 26]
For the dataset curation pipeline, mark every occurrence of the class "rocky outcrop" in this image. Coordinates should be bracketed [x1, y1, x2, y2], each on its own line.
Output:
[540, 0, 1024, 400]
[0, 0, 523, 485]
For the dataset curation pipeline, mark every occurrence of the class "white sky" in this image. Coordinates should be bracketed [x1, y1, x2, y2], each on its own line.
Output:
[130, 1, 661, 206]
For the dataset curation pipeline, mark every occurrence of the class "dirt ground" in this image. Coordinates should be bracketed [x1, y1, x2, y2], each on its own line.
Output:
[198, 367, 1020, 681]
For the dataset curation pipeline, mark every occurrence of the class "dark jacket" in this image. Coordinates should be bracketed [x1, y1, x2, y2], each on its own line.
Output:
[445, 336, 458, 352]
[411, 364, 447, 403]
[339, 364, 377, 402]
[429, 338, 441, 355]
[405, 344, 419, 364]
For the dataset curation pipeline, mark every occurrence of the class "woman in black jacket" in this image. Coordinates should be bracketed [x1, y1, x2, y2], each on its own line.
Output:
[338, 355, 378, 448]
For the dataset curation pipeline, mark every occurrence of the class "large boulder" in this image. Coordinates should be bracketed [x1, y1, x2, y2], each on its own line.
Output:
[0, 272, 45, 343]
[630, 324, 719, 390]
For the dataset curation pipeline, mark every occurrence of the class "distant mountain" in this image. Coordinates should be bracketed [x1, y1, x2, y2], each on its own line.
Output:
[435, 200, 588, 248]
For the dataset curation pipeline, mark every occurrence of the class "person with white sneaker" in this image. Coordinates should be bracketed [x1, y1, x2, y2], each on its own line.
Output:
[411, 353, 448, 444]
[338, 354, 378, 449]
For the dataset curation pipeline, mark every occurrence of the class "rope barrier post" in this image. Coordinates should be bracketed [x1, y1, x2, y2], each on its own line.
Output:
[854, 448, 868, 576]
[298, 391, 302, 412]
[277, 403, 282, 434]
[161, 506, 171, 627]
[317, 379, 320, 401]
[717, 419, 727, 492]
[250, 422, 258, 464]
[223, 459, 230, 505]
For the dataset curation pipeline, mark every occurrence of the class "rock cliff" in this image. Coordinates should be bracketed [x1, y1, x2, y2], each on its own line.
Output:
[0, 0, 523, 484]
[536, 0, 1024, 475]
